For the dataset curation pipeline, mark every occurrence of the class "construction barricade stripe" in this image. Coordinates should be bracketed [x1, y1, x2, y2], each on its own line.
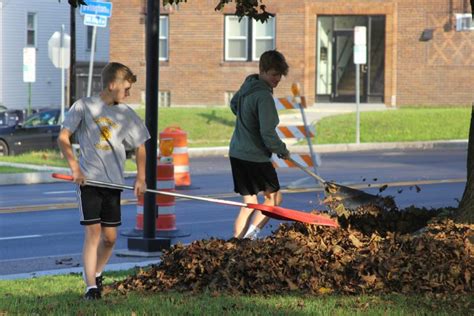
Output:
[271, 153, 314, 168]
[274, 96, 307, 110]
[276, 125, 314, 139]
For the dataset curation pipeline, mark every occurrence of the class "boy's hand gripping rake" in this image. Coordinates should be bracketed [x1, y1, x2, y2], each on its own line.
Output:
[52, 173, 338, 227]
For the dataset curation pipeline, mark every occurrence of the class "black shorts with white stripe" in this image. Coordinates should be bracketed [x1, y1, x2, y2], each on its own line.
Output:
[77, 185, 122, 227]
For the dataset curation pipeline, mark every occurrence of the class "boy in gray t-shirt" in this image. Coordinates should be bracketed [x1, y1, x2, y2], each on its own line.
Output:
[58, 62, 149, 300]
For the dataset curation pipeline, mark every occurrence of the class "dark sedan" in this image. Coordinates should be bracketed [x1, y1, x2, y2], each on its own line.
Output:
[0, 109, 61, 156]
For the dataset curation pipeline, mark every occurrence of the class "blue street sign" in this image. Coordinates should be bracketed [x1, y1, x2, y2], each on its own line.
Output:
[84, 14, 108, 28]
[80, 1, 112, 18]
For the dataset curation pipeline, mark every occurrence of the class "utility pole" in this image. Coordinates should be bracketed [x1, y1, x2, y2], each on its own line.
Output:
[69, 5, 76, 107]
[126, 0, 171, 253]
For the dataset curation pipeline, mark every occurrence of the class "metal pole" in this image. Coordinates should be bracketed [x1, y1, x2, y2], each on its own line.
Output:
[60, 24, 65, 123]
[297, 102, 318, 174]
[86, 26, 97, 97]
[355, 64, 360, 144]
[143, 0, 160, 240]
[69, 6, 76, 107]
[28, 83, 32, 116]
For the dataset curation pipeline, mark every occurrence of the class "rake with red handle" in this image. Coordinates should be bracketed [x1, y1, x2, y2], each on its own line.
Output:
[52, 173, 338, 227]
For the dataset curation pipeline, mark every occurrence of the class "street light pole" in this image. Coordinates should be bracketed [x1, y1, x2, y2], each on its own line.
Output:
[126, 0, 171, 253]
[69, 5, 76, 107]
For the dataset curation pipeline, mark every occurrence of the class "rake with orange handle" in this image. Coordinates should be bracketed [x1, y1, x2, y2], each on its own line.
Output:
[52, 173, 338, 227]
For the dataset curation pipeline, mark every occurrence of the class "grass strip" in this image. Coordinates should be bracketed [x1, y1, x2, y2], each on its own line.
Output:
[0, 166, 38, 173]
[0, 270, 472, 315]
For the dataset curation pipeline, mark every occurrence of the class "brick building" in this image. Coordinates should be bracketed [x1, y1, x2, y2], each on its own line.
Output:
[110, 0, 474, 107]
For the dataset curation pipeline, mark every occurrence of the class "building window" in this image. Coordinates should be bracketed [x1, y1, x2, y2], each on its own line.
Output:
[225, 15, 275, 61]
[159, 91, 171, 107]
[159, 15, 169, 61]
[27, 12, 37, 47]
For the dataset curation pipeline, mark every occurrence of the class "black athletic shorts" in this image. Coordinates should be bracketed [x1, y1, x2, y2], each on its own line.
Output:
[77, 185, 122, 227]
[230, 157, 280, 196]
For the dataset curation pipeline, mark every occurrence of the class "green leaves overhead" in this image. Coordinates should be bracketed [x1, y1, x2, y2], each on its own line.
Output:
[164, 0, 275, 22]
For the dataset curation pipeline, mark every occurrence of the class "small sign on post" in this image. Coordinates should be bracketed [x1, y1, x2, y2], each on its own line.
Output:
[23, 47, 36, 83]
[353, 26, 367, 144]
[84, 14, 108, 28]
[80, 1, 112, 97]
[353, 26, 367, 65]
[23, 47, 36, 116]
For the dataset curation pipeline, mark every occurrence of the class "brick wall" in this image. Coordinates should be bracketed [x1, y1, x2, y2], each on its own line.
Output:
[110, 0, 474, 106]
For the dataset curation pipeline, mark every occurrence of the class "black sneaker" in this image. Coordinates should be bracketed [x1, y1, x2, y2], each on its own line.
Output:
[84, 287, 101, 300]
[96, 275, 104, 292]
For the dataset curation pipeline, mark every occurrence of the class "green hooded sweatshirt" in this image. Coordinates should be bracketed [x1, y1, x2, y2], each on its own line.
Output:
[229, 74, 289, 162]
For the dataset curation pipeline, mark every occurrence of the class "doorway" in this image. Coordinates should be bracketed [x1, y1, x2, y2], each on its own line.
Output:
[316, 16, 385, 103]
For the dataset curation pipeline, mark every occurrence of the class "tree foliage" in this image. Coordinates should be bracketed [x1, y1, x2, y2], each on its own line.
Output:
[61, 0, 274, 22]
[165, 0, 273, 22]
[59, 0, 474, 21]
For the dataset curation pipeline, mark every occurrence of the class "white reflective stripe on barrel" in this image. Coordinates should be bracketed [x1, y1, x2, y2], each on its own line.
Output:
[174, 165, 190, 173]
[172, 146, 188, 154]
[156, 205, 175, 215]
[156, 180, 175, 189]
[136, 205, 144, 215]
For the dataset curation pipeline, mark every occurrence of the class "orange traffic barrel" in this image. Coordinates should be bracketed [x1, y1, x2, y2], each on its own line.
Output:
[159, 126, 191, 187]
[155, 160, 176, 231]
[123, 157, 190, 238]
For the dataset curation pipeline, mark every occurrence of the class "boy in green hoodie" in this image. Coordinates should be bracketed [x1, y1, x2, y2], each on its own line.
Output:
[229, 50, 290, 239]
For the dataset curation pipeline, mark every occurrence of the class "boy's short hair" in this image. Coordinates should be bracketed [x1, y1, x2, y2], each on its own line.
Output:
[259, 50, 289, 76]
[101, 62, 137, 89]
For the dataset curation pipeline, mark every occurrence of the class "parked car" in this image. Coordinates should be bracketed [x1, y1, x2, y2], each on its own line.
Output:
[0, 109, 61, 156]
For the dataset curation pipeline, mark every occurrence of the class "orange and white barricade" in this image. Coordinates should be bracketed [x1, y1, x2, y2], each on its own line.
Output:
[272, 87, 321, 169]
[160, 126, 191, 187]
[276, 125, 314, 140]
[274, 96, 307, 110]
[272, 153, 314, 169]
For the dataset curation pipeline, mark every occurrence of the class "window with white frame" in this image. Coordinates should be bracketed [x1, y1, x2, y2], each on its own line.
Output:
[225, 15, 275, 61]
[159, 91, 171, 107]
[27, 12, 37, 47]
[159, 15, 169, 61]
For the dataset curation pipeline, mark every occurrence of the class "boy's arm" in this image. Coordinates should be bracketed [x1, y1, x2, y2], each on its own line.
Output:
[134, 143, 147, 197]
[57, 128, 85, 185]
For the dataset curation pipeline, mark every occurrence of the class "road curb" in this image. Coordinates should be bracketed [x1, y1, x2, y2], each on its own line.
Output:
[0, 140, 467, 186]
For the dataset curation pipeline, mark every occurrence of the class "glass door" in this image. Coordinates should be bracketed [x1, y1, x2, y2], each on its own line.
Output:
[332, 30, 367, 102]
[316, 15, 385, 103]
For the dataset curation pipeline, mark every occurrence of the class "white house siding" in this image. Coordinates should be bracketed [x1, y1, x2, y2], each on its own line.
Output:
[0, 0, 109, 111]
[0, 1, 4, 106]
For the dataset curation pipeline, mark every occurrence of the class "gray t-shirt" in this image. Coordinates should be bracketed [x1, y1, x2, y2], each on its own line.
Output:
[62, 96, 150, 184]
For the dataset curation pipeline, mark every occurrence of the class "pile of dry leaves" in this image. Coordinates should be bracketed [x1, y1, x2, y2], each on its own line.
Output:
[111, 208, 473, 296]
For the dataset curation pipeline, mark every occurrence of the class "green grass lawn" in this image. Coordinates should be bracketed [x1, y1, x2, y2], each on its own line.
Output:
[0, 151, 137, 171]
[315, 107, 470, 144]
[0, 166, 38, 173]
[0, 270, 471, 315]
[136, 107, 236, 147]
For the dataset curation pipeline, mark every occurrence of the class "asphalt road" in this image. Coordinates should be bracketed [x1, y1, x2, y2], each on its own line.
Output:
[0, 147, 467, 278]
